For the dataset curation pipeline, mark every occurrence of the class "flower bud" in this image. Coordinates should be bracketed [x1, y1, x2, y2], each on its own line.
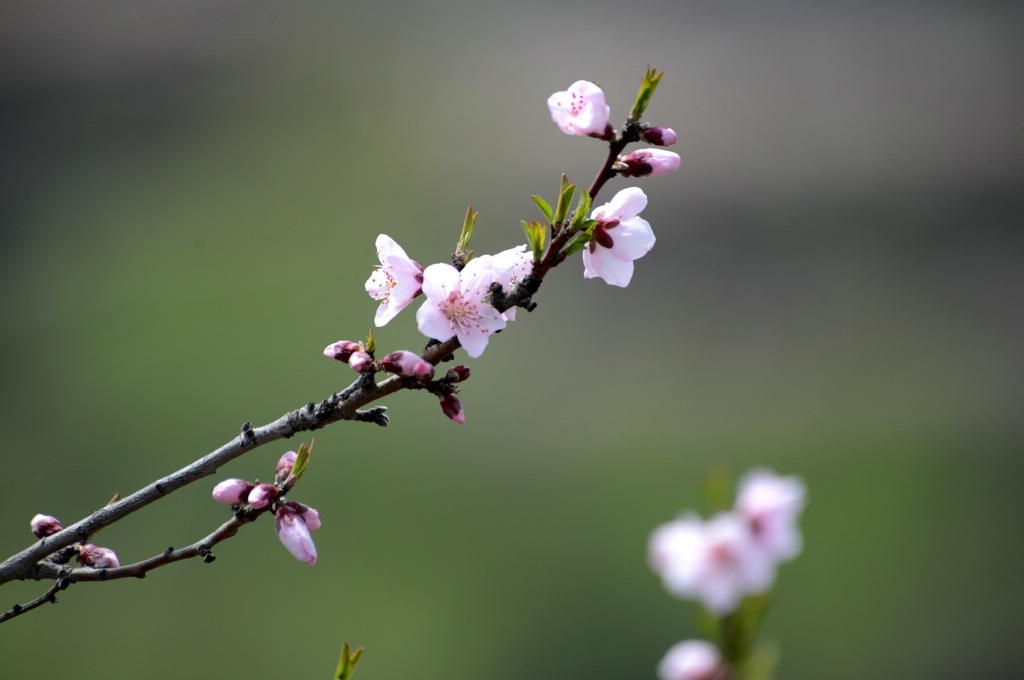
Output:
[284, 500, 322, 531]
[212, 478, 255, 505]
[439, 393, 465, 424]
[30, 513, 63, 539]
[380, 350, 435, 381]
[276, 451, 298, 484]
[247, 483, 278, 509]
[642, 126, 677, 146]
[445, 365, 471, 383]
[79, 544, 120, 569]
[275, 506, 317, 565]
[619, 149, 681, 177]
[657, 640, 727, 680]
[348, 351, 375, 373]
[323, 340, 362, 363]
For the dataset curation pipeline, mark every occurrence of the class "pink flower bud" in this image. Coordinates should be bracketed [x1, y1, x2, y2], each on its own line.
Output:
[275, 507, 317, 564]
[380, 350, 435, 381]
[657, 640, 727, 680]
[348, 351, 375, 373]
[276, 451, 298, 483]
[324, 340, 363, 363]
[79, 544, 120, 569]
[212, 478, 255, 505]
[445, 365, 471, 383]
[284, 500, 322, 531]
[642, 126, 677, 146]
[30, 513, 63, 538]
[619, 149, 681, 177]
[439, 393, 465, 424]
[247, 483, 278, 509]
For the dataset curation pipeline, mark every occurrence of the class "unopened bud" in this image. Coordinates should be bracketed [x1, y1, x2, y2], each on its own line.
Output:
[247, 483, 278, 509]
[30, 513, 63, 538]
[212, 478, 255, 505]
[641, 126, 677, 147]
[439, 393, 465, 424]
[380, 350, 435, 381]
[284, 500, 321, 531]
[276, 451, 298, 484]
[348, 351, 375, 373]
[445, 365, 471, 383]
[79, 544, 120, 569]
[618, 149, 681, 177]
[275, 506, 317, 565]
[323, 340, 362, 363]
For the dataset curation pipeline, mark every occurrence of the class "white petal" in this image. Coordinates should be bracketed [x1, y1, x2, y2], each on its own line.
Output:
[416, 301, 456, 343]
[421, 263, 459, 302]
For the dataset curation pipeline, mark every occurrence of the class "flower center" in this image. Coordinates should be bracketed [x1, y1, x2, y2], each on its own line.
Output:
[443, 291, 481, 331]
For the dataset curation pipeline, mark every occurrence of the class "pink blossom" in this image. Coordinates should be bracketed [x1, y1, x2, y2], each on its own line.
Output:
[248, 483, 278, 509]
[348, 351, 375, 373]
[619, 149, 681, 177]
[365, 234, 424, 326]
[583, 187, 656, 287]
[275, 506, 317, 564]
[30, 513, 63, 538]
[548, 81, 612, 138]
[323, 340, 362, 363]
[439, 393, 465, 424]
[648, 512, 775, 615]
[657, 640, 727, 680]
[735, 468, 806, 562]
[79, 544, 120, 569]
[380, 350, 435, 381]
[486, 244, 533, 321]
[643, 126, 678, 147]
[212, 478, 256, 505]
[415, 257, 506, 358]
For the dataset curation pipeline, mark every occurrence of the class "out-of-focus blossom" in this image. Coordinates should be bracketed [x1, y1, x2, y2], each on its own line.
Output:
[416, 257, 506, 358]
[365, 234, 424, 326]
[212, 478, 256, 505]
[648, 512, 775, 615]
[348, 351, 375, 373]
[275, 506, 317, 565]
[248, 483, 278, 509]
[583, 187, 655, 287]
[548, 80, 612, 138]
[380, 350, 435, 381]
[735, 468, 806, 562]
[657, 640, 727, 680]
[487, 244, 533, 321]
[323, 340, 363, 363]
[642, 126, 678, 147]
[619, 149, 681, 177]
[30, 514, 63, 539]
[439, 393, 465, 424]
[79, 544, 120, 569]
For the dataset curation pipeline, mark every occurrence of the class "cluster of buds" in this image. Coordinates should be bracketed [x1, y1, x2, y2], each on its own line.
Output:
[30, 513, 121, 569]
[212, 446, 320, 564]
[648, 469, 806, 680]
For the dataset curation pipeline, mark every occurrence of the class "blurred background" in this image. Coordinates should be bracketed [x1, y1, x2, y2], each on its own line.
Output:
[1, 1, 1022, 678]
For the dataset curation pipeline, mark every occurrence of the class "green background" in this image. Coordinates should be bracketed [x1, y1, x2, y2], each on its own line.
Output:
[2, 2, 1022, 678]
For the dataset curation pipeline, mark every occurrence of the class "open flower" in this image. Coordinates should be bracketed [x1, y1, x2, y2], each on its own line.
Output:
[547, 80, 611, 138]
[487, 244, 533, 321]
[365, 234, 424, 326]
[657, 640, 727, 680]
[583, 187, 655, 287]
[735, 468, 806, 563]
[649, 512, 775, 615]
[415, 257, 506, 358]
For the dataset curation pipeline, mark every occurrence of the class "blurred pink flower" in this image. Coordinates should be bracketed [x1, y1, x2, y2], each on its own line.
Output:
[735, 468, 806, 562]
[547, 80, 611, 138]
[657, 640, 727, 680]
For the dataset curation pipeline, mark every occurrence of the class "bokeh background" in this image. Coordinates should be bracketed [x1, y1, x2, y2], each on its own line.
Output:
[2, 1, 1022, 678]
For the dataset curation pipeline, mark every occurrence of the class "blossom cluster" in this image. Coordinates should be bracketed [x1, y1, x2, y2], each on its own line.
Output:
[649, 468, 806, 680]
[212, 449, 321, 564]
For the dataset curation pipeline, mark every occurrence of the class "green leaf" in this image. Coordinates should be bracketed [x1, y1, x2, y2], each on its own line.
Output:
[335, 640, 365, 680]
[561, 231, 591, 257]
[455, 205, 478, 262]
[521, 220, 546, 262]
[570, 188, 592, 231]
[290, 440, 313, 483]
[364, 328, 376, 355]
[630, 65, 664, 121]
[553, 175, 576, 225]
[531, 195, 553, 223]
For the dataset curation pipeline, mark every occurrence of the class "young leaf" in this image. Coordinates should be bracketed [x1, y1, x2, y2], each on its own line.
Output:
[630, 66, 664, 121]
[570, 188, 592, 231]
[289, 440, 313, 484]
[335, 640, 365, 680]
[531, 195, 554, 223]
[553, 175, 576, 225]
